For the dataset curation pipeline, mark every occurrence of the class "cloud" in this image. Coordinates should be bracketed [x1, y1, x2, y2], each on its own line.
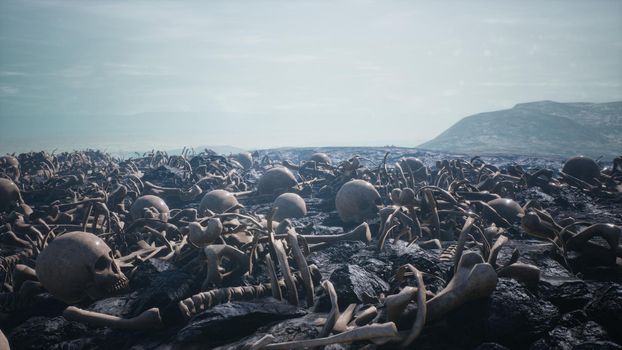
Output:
[0, 85, 19, 95]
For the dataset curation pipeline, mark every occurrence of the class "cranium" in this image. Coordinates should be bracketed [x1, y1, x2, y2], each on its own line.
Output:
[233, 151, 253, 170]
[273, 192, 307, 221]
[0, 178, 20, 212]
[562, 155, 600, 185]
[257, 166, 298, 195]
[335, 179, 381, 224]
[129, 195, 170, 222]
[486, 198, 524, 224]
[35, 231, 128, 304]
[0, 155, 20, 181]
[199, 189, 239, 215]
[310, 152, 332, 165]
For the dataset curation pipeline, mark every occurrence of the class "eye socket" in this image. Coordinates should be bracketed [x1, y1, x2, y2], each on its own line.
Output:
[94, 255, 110, 271]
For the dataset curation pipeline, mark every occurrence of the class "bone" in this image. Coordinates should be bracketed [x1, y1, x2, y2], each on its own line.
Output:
[255, 322, 398, 350]
[320, 280, 339, 337]
[203, 244, 248, 289]
[63, 306, 163, 330]
[350, 305, 378, 327]
[426, 251, 498, 322]
[399, 264, 428, 348]
[497, 263, 541, 290]
[333, 303, 356, 333]
[286, 229, 315, 306]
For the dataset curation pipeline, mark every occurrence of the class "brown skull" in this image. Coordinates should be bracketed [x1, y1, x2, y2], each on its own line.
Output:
[335, 179, 381, 224]
[35, 231, 128, 304]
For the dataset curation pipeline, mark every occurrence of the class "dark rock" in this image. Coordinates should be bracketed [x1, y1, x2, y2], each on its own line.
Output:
[8, 316, 89, 350]
[129, 266, 200, 317]
[328, 264, 389, 308]
[213, 313, 321, 350]
[531, 310, 618, 350]
[540, 277, 592, 313]
[175, 301, 306, 347]
[474, 343, 511, 350]
[584, 283, 622, 344]
[485, 278, 560, 347]
[382, 239, 451, 293]
[307, 241, 367, 279]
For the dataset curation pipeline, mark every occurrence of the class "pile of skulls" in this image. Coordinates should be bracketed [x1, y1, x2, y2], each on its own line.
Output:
[0, 148, 620, 349]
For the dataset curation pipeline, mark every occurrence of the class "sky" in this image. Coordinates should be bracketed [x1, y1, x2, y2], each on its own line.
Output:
[1, 0, 621, 153]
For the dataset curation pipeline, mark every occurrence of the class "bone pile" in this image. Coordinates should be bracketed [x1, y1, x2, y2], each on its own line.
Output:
[0, 149, 621, 349]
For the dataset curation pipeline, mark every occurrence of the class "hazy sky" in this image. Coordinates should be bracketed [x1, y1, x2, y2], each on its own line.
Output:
[1, 0, 621, 153]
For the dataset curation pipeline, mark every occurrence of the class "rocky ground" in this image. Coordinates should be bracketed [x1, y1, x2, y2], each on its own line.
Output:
[1, 147, 621, 350]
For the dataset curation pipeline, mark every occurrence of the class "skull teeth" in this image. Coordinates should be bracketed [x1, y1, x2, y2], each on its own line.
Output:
[107, 276, 129, 294]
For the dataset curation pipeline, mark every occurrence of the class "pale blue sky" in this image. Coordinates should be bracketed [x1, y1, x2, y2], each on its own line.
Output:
[1, 0, 621, 153]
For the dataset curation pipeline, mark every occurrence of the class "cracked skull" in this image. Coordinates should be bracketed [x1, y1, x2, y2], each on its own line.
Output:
[35, 231, 128, 304]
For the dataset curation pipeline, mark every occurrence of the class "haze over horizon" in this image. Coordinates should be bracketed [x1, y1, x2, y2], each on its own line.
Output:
[1, 0, 621, 154]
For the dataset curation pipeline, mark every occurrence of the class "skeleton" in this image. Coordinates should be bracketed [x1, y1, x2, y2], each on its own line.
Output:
[5, 149, 620, 349]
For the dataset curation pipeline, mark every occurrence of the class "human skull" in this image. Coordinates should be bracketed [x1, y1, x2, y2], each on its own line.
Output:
[0, 155, 20, 181]
[309, 152, 331, 165]
[257, 166, 298, 195]
[273, 192, 307, 221]
[233, 152, 253, 170]
[335, 179, 381, 224]
[487, 198, 524, 224]
[130, 195, 170, 222]
[562, 156, 601, 185]
[199, 189, 239, 215]
[35, 231, 128, 304]
[0, 178, 20, 213]
[399, 157, 424, 173]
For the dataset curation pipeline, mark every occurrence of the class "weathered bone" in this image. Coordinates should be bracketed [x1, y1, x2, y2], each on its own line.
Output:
[335, 179, 380, 224]
[188, 218, 223, 248]
[426, 251, 497, 322]
[286, 229, 315, 306]
[255, 322, 398, 350]
[320, 280, 339, 337]
[63, 306, 162, 330]
[203, 244, 248, 289]
[36, 231, 128, 304]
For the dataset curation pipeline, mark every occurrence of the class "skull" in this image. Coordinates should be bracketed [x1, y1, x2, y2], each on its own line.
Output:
[257, 166, 298, 195]
[0, 155, 20, 181]
[35, 231, 128, 304]
[0, 178, 20, 213]
[487, 198, 524, 224]
[232, 152, 253, 170]
[562, 156, 601, 185]
[130, 195, 170, 222]
[273, 192, 307, 221]
[199, 189, 239, 215]
[309, 152, 331, 165]
[335, 179, 381, 224]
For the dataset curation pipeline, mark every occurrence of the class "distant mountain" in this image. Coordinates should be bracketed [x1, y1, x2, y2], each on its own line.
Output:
[418, 101, 622, 158]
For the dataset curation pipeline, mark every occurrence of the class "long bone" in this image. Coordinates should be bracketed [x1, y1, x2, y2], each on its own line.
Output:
[253, 322, 399, 350]
[257, 222, 371, 246]
[63, 306, 162, 330]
